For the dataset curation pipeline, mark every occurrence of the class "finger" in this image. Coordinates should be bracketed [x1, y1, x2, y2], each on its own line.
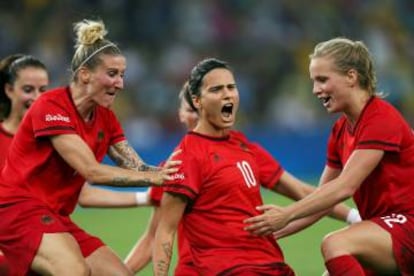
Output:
[166, 160, 182, 166]
[243, 215, 264, 224]
[253, 227, 272, 236]
[244, 220, 266, 231]
[168, 149, 182, 160]
[164, 167, 179, 174]
[256, 205, 276, 211]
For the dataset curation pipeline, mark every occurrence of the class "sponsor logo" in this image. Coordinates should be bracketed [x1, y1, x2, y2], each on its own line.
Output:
[45, 114, 70, 123]
[171, 173, 185, 180]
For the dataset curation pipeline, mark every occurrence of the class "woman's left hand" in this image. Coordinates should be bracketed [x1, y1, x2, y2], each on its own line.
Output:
[243, 204, 291, 236]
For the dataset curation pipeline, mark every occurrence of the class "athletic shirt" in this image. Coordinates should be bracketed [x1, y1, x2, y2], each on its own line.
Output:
[327, 97, 414, 219]
[0, 87, 125, 215]
[164, 130, 285, 274]
[0, 123, 13, 167]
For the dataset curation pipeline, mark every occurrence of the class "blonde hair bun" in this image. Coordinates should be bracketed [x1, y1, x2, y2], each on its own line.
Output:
[74, 19, 107, 46]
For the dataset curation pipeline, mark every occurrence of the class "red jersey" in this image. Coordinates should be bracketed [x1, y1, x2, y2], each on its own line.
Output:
[327, 97, 414, 219]
[0, 124, 13, 167]
[164, 130, 286, 275]
[0, 87, 125, 215]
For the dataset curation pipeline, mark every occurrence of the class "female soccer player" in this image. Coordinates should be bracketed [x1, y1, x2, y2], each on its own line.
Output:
[0, 53, 48, 276]
[244, 37, 414, 275]
[129, 79, 359, 275]
[152, 57, 362, 275]
[0, 19, 178, 275]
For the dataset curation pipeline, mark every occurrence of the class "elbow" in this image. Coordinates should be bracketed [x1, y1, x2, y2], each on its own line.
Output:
[83, 164, 103, 184]
[339, 184, 357, 201]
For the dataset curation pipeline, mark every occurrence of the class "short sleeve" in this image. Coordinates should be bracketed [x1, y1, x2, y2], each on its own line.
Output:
[163, 146, 200, 201]
[356, 114, 402, 152]
[250, 143, 284, 190]
[326, 129, 342, 169]
[31, 98, 77, 138]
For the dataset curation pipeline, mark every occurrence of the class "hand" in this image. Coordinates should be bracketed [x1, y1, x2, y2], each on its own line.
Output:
[243, 205, 290, 236]
[162, 149, 182, 171]
[152, 149, 182, 185]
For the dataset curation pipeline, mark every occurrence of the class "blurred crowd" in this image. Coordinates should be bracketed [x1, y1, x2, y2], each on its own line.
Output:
[1, 0, 413, 149]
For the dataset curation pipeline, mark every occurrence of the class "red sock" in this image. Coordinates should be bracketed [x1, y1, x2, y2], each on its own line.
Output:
[325, 255, 365, 276]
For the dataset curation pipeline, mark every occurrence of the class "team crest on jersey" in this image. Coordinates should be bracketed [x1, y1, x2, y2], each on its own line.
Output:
[97, 130, 104, 141]
[240, 142, 249, 151]
[40, 214, 55, 225]
[213, 153, 221, 162]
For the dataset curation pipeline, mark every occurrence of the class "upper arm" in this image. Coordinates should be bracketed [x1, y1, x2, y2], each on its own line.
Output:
[51, 134, 100, 177]
[273, 171, 311, 200]
[319, 165, 341, 186]
[158, 192, 188, 233]
[338, 149, 384, 192]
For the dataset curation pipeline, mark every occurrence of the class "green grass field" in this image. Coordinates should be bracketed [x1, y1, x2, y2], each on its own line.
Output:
[72, 188, 349, 276]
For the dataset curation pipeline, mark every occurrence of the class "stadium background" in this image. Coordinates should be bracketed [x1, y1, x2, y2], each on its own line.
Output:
[1, 0, 413, 275]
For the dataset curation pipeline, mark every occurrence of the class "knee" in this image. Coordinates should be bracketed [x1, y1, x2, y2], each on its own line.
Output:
[321, 231, 350, 260]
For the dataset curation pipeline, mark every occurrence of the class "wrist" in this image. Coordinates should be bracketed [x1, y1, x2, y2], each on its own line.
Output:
[346, 208, 361, 224]
[135, 190, 150, 205]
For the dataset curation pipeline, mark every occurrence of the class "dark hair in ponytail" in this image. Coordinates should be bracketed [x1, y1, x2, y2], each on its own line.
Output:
[0, 55, 47, 119]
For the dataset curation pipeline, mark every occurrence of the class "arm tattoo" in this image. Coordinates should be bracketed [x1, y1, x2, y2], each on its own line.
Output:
[108, 141, 153, 170]
[155, 242, 173, 276]
[111, 176, 153, 187]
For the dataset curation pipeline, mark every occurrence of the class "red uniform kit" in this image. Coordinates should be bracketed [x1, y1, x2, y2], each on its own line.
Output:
[0, 87, 126, 274]
[0, 123, 13, 166]
[327, 97, 414, 275]
[163, 131, 294, 276]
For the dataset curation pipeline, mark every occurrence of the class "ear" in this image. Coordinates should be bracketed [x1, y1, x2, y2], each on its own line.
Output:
[78, 67, 91, 84]
[192, 95, 201, 109]
[346, 68, 358, 87]
[4, 83, 14, 99]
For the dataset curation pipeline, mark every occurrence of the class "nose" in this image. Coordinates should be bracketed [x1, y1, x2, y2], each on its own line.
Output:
[33, 90, 42, 100]
[312, 82, 321, 95]
[115, 76, 124, 90]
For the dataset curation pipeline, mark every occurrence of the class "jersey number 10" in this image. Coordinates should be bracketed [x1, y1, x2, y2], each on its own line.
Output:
[236, 161, 257, 188]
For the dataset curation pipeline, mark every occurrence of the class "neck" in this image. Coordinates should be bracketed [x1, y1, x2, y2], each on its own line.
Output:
[2, 112, 22, 134]
[344, 90, 372, 125]
[70, 83, 95, 122]
[193, 123, 231, 138]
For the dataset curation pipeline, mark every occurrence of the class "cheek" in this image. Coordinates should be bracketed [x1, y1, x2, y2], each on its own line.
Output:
[95, 75, 113, 87]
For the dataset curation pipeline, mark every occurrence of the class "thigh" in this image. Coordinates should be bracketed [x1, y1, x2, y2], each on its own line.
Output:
[86, 246, 132, 276]
[31, 232, 88, 275]
[324, 221, 398, 273]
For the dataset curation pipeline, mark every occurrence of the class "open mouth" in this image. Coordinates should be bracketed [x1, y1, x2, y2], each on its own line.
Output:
[221, 103, 233, 118]
[24, 101, 33, 109]
[321, 96, 331, 107]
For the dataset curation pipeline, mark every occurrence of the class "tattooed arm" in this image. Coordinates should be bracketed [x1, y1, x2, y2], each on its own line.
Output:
[51, 134, 179, 187]
[153, 192, 187, 276]
[108, 141, 159, 171]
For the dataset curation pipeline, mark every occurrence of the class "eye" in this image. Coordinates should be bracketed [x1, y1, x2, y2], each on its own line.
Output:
[22, 85, 34, 94]
[39, 86, 48, 93]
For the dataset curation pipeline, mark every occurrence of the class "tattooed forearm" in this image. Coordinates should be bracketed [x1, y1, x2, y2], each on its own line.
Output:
[110, 176, 153, 187]
[139, 164, 160, 171]
[108, 141, 146, 170]
[155, 242, 173, 276]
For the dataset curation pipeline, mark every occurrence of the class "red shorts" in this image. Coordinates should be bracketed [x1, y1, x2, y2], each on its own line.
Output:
[0, 200, 104, 275]
[371, 213, 414, 275]
[218, 262, 295, 276]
